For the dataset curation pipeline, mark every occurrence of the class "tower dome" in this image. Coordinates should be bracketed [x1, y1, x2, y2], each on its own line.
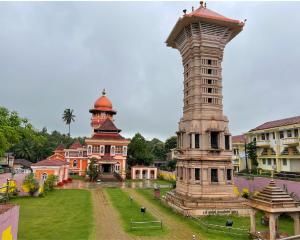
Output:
[94, 89, 113, 111]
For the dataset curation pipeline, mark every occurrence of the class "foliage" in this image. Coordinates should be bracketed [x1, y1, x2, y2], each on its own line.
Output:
[148, 138, 166, 161]
[22, 173, 39, 196]
[167, 160, 177, 171]
[12, 189, 94, 240]
[241, 188, 250, 199]
[0, 106, 27, 156]
[164, 136, 177, 153]
[1, 180, 17, 196]
[62, 108, 75, 137]
[246, 140, 258, 168]
[44, 174, 58, 192]
[233, 186, 240, 197]
[127, 133, 154, 167]
[87, 158, 99, 182]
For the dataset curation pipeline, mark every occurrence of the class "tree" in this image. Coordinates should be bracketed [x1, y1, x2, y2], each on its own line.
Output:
[127, 133, 154, 167]
[22, 173, 39, 196]
[44, 174, 58, 192]
[62, 108, 75, 137]
[246, 140, 258, 170]
[148, 138, 166, 161]
[87, 158, 99, 182]
[165, 136, 177, 153]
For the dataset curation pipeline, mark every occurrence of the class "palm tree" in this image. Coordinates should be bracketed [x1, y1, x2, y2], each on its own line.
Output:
[62, 108, 75, 137]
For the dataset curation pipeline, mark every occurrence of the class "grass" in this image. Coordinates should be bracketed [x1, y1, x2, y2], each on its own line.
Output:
[125, 179, 173, 185]
[12, 189, 94, 240]
[136, 188, 295, 240]
[105, 188, 168, 236]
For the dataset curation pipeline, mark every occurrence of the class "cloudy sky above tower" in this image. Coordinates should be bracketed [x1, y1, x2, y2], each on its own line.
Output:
[0, 2, 300, 140]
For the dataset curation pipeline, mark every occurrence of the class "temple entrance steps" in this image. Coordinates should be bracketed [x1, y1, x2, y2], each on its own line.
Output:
[97, 173, 120, 182]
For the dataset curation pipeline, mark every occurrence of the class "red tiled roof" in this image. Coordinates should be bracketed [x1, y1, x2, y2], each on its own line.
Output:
[32, 159, 66, 167]
[55, 144, 65, 151]
[232, 135, 245, 143]
[96, 118, 120, 132]
[91, 133, 125, 140]
[186, 4, 241, 24]
[250, 116, 300, 131]
[69, 139, 82, 149]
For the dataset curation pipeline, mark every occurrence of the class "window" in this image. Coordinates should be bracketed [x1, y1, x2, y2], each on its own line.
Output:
[225, 135, 230, 150]
[105, 145, 111, 154]
[186, 90, 189, 96]
[267, 159, 272, 165]
[115, 163, 120, 172]
[207, 79, 212, 84]
[208, 69, 212, 74]
[186, 100, 189, 105]
[115, 146, 123, 154]
[73, 160, 78, 168]
[208, 59, 212, 65]
[42, 173, 48, 181]
[279, 131, 284, 139]
[211, 169, 218, 183]
[234, 149, 239, 155]
[100, 145, 105, 155]
[261, 134, 265, 140]
[195, 134, 200, 148]
[211, 132, 219, 149]
[208, 98, 212, 103]
[195, 168, 200, 180]
[92, 145, 100, 153]
[266, 133, 269, 140]
[88, 146, 92, 154]
[186, 72, 189, 78]
[111, 146, 115, 155]
[272, 132, 275, 140]
[287, 130, 292, 138]
[262, 159, 266, 165]
[295, 129, 299, 137]
[208, 88, 212, 93]
[282, 159, 287, 166]
[227, 169, 232, 181]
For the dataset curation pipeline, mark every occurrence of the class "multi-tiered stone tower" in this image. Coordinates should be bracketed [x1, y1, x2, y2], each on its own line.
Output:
[165, 2, 248, 216]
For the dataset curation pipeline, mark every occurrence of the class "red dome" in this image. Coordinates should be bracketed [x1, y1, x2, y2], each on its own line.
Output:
[94, 90, 113, 111]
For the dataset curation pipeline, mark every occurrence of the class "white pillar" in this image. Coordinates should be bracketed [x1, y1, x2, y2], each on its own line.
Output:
[249, 208, 256, 234]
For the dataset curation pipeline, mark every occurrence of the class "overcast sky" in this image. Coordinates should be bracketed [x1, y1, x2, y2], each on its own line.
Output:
[0, 1, 300, 141]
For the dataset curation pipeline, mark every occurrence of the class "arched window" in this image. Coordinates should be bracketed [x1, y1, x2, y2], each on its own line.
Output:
[115, 162, 120, 173]
[73, 160, 78, 168]
[42, 173, 48, 181]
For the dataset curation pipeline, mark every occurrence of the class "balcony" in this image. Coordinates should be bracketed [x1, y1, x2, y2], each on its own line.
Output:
[256, 140, 271, 147]
[232, 159, 239, 165]
[282, 137, 299, 146]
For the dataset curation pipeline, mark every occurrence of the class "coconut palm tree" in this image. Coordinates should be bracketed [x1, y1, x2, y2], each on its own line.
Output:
[62, 108, 75, 137]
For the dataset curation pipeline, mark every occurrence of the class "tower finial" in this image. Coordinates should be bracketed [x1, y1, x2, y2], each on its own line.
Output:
[192, 6, 194, 11]
[102, 89, 106, 95]
[200, 1, 204, 7]
[204, 2, 207, 8]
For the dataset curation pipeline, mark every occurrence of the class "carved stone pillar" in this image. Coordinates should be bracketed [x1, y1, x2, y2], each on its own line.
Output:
[269, 213, 278, 240]
[289, 212, 300, 235]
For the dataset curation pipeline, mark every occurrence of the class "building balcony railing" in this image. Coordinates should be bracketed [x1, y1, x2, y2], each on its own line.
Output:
[282, 137, 299, 146]
[232, 159, 239, 165]
[256, 140, 271, 147]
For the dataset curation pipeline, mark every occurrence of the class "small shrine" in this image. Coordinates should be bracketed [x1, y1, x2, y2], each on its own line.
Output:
[248, 180, 300, 240]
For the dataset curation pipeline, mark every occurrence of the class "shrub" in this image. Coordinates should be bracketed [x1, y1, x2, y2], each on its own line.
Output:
[241, 188, 250, 199]
[57, 182, 64, 187]
[67, 178, 72, 182]
[62, 179, 68, 184]
[44, 174, 58, 192]
[22, 173, 39, 196]
[233, 186, 240, 197]
[1, 180, 18, 196]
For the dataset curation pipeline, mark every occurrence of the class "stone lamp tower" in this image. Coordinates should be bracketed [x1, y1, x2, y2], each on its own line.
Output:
[165, 2, 248, 216]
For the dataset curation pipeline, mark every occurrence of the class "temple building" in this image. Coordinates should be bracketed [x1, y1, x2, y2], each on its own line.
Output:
[164, 2, 248, 216]
[85, 90, 129, 180]
[32, 90, 129, 181]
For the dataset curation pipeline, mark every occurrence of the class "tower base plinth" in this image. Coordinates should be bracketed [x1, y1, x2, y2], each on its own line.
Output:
[164, 190, 249, 216]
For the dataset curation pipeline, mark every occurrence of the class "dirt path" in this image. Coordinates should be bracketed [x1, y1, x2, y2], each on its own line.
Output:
[91, 188, 137, 240]
[124, 188, 201, 240]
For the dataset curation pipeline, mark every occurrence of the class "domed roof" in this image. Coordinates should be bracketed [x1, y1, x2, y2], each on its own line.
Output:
[94, 89, 113, 111]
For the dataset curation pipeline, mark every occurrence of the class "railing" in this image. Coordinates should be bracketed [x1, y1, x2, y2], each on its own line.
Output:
[282, 137, 299, 145]
[130, 219, 162, 230]
[256, 140, 270, 147]
[280, 235, 300, 240]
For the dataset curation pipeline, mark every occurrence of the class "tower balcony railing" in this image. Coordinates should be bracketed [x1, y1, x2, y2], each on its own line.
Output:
[282, 137, 299, 146]
[256, 140, 270, 147]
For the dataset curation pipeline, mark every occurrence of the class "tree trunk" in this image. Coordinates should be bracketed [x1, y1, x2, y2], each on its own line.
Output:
[68, 123, 71, 137]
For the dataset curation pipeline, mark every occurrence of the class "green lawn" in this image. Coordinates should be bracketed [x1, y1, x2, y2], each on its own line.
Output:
[136, 188, 295, 240]
[12, 189, 94, 240]
[125, 179, 173, 185]
[105, 188, 168, 236]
